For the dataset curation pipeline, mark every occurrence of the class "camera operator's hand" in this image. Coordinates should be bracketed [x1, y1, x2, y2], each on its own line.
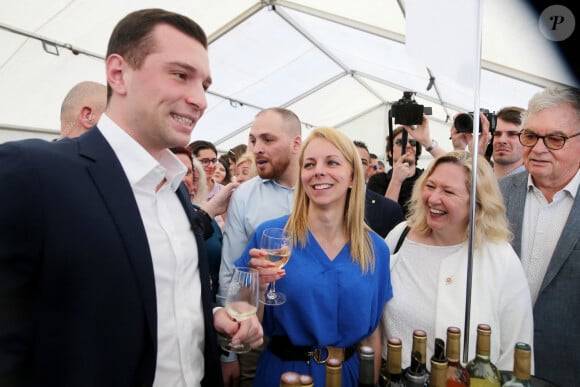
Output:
[450, 113, 470, 151]
[476, 111, 493, 156]
[450, 112, 491, 156]
[404, 115, 430, 146]
[391, 155, 414, 183]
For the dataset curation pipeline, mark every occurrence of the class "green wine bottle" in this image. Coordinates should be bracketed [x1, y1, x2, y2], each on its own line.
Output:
[466, 324, 501, 387]
[358, 345, 376, 387]
[501, 342, 532, 387]
[378, 337, 406, 386]
[403, 329, 429, 386]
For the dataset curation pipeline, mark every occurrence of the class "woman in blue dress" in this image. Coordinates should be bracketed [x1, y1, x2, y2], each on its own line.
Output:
[235, 127, 392, 386]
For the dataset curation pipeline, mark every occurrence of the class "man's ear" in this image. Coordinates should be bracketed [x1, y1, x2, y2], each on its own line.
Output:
[106, 54, 128, 97]
[80, 107, 94, 129]
[292, 135, 302, 154]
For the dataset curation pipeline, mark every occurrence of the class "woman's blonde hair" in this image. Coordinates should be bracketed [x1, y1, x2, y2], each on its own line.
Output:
[406, 150, 512, 248]
[285, 127, 375, 272]
[235, 151, 258, 182]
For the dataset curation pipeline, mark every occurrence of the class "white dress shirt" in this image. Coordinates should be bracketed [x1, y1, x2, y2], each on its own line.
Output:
[521, 169, 580, 304]
[98, 114, 204, 386]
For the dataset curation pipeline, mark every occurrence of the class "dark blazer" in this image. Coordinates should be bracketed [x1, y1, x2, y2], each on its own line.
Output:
[0, 129, 222, 386]
[499, 171, 580, 387]
[364, 188, 405, 239]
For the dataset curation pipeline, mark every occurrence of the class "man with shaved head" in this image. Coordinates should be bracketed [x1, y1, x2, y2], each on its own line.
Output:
[59, 81, 107, 138]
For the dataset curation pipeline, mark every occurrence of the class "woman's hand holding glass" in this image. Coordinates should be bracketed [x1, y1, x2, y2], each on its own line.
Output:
[246, 227, 291, 306]
[248, 248, 286, 294]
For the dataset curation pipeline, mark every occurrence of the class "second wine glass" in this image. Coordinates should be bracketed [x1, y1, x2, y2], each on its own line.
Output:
[260, 227, 291, 306]
[221, 267, 260, 353]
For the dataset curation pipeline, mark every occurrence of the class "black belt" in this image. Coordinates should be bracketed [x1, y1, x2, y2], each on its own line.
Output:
[269, 335, 356, 364]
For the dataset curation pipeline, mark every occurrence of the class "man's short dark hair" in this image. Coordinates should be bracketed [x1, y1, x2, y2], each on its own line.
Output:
[188, 140, 217, 157]
[386, 126, 422, 166]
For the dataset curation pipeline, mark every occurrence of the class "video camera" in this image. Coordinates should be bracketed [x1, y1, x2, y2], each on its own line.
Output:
[390, 91, 432, 126]
[454, 109, 497, 133]
[388, 91, 432, 157]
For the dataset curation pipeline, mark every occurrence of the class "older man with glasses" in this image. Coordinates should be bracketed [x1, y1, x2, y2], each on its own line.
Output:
[499, 85, 580, 387]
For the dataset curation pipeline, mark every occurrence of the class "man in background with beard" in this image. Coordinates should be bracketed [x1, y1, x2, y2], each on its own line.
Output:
[218, 107, 302, 387]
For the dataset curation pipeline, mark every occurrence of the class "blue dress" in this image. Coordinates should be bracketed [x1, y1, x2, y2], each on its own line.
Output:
[235, 215, 392, 386]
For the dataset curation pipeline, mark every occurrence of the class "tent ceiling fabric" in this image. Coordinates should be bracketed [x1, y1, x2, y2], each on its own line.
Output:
[0, 0, 576, 163]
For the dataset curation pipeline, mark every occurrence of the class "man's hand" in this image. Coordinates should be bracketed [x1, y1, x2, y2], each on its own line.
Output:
[391, 156, 413, 184]
[450, 112, 491, 156]
[404, 114, 431, 146]
[214, 309, 263, 349]
[202, 182, 239, 217]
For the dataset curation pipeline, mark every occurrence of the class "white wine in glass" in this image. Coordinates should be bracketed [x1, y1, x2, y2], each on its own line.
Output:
[260, 227, 291, 306]
[221, 267, 259, 354]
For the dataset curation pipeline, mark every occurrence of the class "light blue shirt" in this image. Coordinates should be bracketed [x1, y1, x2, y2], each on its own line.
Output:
[218, 176, 294, 300]
[507, 164, 526, 176]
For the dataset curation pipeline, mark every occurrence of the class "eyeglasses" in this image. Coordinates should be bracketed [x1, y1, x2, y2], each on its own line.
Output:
[198, 157, 218, 166]
[394, 139, 418, 147]
[518, 130, 580, 150]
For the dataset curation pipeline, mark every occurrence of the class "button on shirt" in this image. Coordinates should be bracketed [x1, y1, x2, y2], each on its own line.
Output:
[521, 168, 580, 304]
[98, 114, 204, 386]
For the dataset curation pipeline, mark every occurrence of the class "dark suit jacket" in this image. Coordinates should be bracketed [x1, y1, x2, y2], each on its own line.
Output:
[0, 129, 222, 386]
[499, 171, 580, 387]
[364, 189, 404, 238]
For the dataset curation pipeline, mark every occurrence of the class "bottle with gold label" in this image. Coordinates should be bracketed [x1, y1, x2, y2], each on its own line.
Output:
[465, 324, 501, 387]
[326, 357, 342, 387]
[429, 338, 448, 387]
[446, 326, 470, 387]
[378, 337, 405, 387]
[403, 329, 429, 386]
[501, 342, 532, 387]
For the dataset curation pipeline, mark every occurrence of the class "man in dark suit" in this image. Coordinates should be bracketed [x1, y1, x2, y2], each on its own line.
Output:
[354, 141, 404, 238]
[0, 9, 262, 387]
[499, 86, 580, 387]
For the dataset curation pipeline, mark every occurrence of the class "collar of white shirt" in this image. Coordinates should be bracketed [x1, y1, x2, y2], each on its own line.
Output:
[96, 113, 186, 191]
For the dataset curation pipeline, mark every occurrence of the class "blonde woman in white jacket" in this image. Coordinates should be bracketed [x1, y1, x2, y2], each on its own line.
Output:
[381, 151, 533, 372]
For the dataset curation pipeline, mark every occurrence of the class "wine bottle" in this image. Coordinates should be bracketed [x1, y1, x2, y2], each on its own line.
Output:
[300, 373, 315, 387]
[446, 326, 470, 387]
[378, 337, 405, 386]
[280, 371, 302, 387]
[465, 324, 501, 387]
[358, 345, 376, 387]
[501, 342, 532, 387]
[326, 357, 343, 387]
[403, 329, 429, 386]
[429, 338, 447, 387]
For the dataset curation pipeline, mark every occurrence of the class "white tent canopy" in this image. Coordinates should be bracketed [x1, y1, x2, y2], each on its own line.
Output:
[1, 0, 576, 164]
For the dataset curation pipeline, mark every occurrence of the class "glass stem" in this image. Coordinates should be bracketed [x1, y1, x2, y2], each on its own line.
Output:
[267, 281, 277, 299]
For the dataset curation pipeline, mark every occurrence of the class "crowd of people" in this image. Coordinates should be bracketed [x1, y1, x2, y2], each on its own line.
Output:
[0, 6, 578, 387]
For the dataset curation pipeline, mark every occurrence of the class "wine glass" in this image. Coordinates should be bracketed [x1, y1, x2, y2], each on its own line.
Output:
[221, 267, 260, 353]
[260, 227, 291, 306]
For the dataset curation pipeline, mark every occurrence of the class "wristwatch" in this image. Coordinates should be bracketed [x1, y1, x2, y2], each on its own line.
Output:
[425, 139, 438, 152]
